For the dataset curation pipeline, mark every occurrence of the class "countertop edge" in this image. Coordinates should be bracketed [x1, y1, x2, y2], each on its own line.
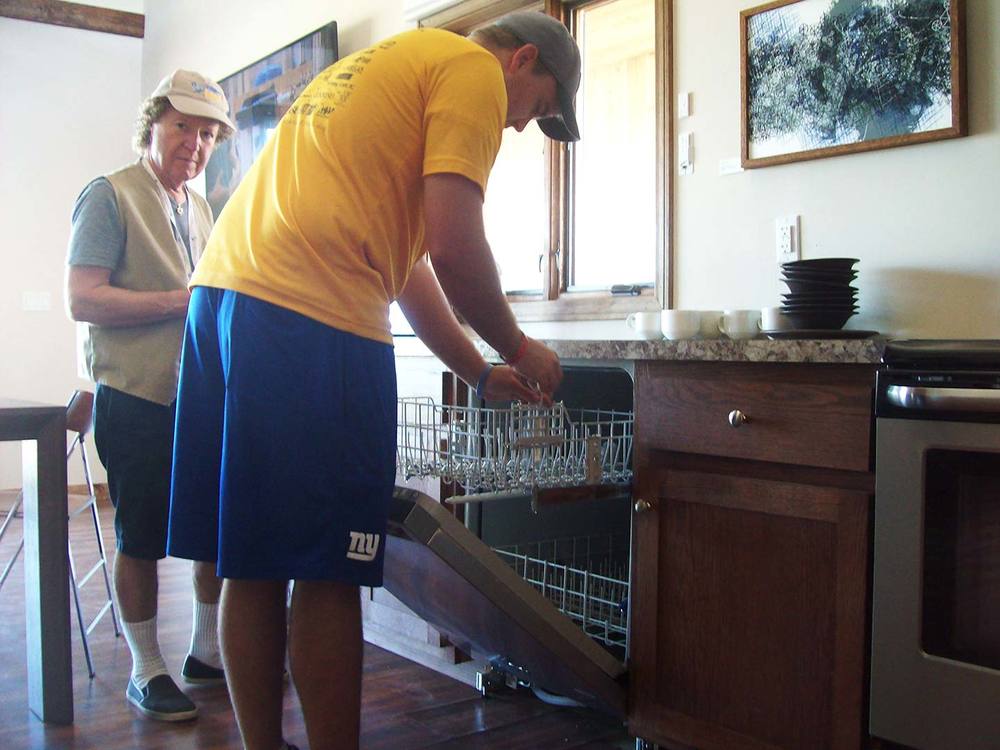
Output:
[394, 336, 886, 365]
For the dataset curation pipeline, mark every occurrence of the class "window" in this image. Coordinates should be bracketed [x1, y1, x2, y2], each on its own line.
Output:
[423, 0, 671, 320]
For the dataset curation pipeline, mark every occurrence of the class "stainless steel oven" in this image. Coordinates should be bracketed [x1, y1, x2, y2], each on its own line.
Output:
[871, 340, 1000, 750]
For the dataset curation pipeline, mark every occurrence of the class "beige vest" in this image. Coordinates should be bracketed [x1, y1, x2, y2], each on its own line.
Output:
[79, 162, 214, 405]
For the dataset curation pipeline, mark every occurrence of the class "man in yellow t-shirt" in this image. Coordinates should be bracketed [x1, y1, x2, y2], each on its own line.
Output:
[167, 11, 580, 749]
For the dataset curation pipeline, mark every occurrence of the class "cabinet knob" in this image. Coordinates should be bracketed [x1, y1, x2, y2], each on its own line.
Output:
[634, 498, 653, 513]
[728, 409, 749, 428]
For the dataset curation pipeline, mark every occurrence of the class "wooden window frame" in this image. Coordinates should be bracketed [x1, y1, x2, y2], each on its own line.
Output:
[421, 0, 673, 322]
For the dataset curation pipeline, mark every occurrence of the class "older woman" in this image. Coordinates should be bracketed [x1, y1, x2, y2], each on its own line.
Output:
[65, 69, 234, 722]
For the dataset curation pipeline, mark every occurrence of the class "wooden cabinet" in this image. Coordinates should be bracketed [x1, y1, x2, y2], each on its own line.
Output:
[629, 361, 876, 750]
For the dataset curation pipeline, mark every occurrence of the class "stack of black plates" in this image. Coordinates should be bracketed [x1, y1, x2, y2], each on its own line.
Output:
[780, 258, 858, 330]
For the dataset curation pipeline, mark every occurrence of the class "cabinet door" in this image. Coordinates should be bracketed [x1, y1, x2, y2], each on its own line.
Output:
[629, 462, 870, 750]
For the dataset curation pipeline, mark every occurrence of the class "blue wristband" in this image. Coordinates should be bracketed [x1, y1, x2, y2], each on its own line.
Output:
[475, 364, 494, 400]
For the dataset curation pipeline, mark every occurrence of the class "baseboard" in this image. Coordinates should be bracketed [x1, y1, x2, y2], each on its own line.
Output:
[0, 483, 110, 512]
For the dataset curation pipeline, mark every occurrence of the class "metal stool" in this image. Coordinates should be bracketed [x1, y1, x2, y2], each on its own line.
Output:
[0, 493, 22, 589]
[0, 390, 120, 678]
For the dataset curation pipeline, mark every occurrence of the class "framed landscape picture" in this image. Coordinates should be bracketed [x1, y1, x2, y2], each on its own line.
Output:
[204, 22, 338, 217]
[740, 0, 966, 168]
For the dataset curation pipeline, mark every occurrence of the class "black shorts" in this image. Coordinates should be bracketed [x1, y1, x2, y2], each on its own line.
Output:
[94, 385, 175, 560]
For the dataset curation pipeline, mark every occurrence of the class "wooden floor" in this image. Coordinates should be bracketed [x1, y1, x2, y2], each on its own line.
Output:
[0, 493, 632, 750]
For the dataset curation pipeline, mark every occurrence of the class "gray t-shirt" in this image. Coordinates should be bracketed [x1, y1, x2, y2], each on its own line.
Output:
[67, 178, 123, 270]
[170, 196, 193, 268]
[67, 177, 194, 270]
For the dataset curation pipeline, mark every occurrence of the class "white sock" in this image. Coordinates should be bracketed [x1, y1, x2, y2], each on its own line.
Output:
[121, 616, 168, 688]
[188, 599, 221, 668]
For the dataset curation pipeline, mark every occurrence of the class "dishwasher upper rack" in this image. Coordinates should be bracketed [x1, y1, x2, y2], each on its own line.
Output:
[397, 397, 634, 494]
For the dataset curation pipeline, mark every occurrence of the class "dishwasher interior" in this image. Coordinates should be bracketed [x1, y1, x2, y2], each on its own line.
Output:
[391, 366, 635, 713]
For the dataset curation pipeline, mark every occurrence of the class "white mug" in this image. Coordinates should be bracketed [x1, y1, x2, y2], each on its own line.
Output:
[661, 310, 701, 340]
[626, 311, 663, 340]
[760, 305, 792, 332]
[719, 309, 761, 340]
[699, 310, 723, 339]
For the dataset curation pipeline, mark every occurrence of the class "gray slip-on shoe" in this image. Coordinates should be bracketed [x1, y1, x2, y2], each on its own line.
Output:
[181, 655, 290, 686]
[181, 654, 226, 685]
[126, 675, 198, 721]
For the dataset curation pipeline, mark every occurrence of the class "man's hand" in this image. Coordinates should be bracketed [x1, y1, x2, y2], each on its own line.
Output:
[481, 365, 554, 405]
[508, 336, 562, 400]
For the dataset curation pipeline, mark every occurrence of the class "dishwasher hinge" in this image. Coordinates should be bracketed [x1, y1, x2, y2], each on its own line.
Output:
[475, 655, 531, 697]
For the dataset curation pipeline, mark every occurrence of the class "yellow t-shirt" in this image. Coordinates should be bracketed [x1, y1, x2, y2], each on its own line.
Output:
[191, 28, 506, 344]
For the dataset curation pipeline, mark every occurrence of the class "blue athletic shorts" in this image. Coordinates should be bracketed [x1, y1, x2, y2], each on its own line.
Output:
[167, 287, 397, 585]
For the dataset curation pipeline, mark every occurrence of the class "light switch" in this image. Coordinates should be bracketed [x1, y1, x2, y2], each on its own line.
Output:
[679, 132, 693, 175]
[677, 91, 691, 119]
[21, 291, 52, 311]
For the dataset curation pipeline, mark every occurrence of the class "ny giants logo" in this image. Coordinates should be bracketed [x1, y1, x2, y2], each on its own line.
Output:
[346, 531, 380, 562]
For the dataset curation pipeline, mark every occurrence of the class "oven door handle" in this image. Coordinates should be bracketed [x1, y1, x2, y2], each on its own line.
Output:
[886, 384, 1000, 413]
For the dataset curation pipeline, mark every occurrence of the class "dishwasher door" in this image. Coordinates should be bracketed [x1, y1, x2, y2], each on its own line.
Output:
[383, 486, 628, 718]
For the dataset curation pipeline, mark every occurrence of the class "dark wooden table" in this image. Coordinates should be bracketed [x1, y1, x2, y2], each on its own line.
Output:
[0, 399, 72, 723]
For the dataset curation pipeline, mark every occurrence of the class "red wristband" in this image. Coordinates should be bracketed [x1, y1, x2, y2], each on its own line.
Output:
[504, 332, 528, 365]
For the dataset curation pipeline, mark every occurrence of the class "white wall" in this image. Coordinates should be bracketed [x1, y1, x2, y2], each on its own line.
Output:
[672, 1, 1000, 339]
[140, 0, 407, 95]
[88, 0, 143, 11]
[0, 17, 141, 489]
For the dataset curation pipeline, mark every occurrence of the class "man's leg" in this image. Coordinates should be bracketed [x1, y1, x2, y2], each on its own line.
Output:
[115, 551, 164, 682]
[220, 578, 289, 750]
[288, 580, 362, 750]
[96, 384, 198, 721]
[115, 551, 198, 721]
[182, 560, 225, 682]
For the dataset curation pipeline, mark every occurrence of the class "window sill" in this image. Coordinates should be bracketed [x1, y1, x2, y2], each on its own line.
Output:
[509, 289, 661, 322]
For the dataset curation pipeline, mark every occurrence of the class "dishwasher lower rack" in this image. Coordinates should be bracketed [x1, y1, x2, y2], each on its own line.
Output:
[396, 397, 634, 494]
[492, 533, 630, 652]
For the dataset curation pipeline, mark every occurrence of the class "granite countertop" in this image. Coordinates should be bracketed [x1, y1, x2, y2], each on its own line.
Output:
[523, 335, 886, 364]
[395, 334, 886, 364]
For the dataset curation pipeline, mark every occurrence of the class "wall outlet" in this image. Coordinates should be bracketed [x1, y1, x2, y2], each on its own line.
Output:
[775, 215, 800, 264]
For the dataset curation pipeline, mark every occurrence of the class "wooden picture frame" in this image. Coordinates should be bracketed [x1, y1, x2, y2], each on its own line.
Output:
[740, 0, 966, 169]
[204, 22, 338, 217]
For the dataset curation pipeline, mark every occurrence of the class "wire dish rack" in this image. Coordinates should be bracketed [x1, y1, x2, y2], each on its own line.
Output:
[396, 397, 634, 494]
[493, 534, 630, 651]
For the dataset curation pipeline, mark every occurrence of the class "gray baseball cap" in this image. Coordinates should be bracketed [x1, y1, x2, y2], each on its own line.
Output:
[494, 11, 581, 142]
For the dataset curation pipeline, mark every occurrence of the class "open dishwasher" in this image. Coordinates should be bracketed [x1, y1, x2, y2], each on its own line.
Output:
[386, 367, 634, 717]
